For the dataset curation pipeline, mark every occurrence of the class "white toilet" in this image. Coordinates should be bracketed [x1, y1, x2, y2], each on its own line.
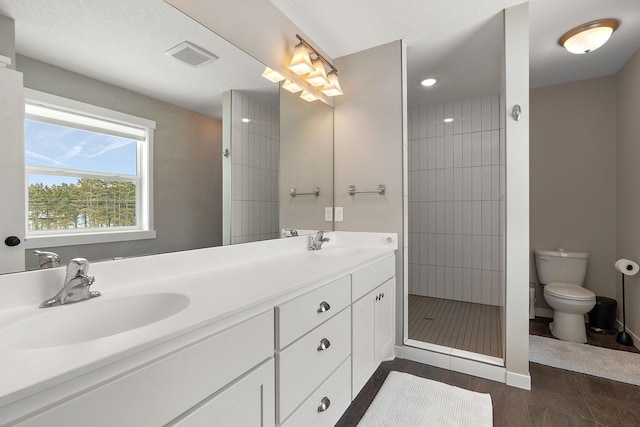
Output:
[534, 249, 596, 343]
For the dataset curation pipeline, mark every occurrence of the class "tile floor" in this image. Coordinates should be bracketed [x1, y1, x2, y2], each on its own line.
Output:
[529, 316, 640, 354]
[336, 358, 640, 426]
[338, 318, 640, 425]
[408, 295, 503, 358]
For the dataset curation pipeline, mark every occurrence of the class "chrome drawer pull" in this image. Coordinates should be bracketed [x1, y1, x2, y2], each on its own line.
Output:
[317, 396, 331, 413]
[317, 338, 331, 351]
[317, 301, 331, 313]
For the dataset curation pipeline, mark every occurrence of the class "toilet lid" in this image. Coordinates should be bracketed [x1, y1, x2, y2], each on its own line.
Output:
[545, 282, 596, 301]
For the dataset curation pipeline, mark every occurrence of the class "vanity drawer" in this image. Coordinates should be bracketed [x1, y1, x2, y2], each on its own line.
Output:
[280, 356, 351, 427]
[276, 275, 350, 349]
[351, 255, 395, 302]
[277, 307, 351, 423]
[16, 311, 274, 427]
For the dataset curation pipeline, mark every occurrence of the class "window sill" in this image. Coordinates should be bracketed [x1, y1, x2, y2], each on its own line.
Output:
[24, 230, 156, 249]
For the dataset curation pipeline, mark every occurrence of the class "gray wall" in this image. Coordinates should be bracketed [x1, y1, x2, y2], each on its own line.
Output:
[334, 40, 405, 343]
[616, 48, 640, 339]
[530, 76, 617, 308]
[279, 88, 333, 232]
[0, 15, 15, 69]
[18, 55, 222, 269]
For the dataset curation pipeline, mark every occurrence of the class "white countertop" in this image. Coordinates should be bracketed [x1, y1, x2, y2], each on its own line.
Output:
[0, 232, 397, 412]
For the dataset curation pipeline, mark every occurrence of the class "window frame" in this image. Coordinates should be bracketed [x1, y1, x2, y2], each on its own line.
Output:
[23, 89, 156, 249]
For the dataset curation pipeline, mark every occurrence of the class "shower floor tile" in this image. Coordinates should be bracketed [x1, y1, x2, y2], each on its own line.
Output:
[408, 295, 503, 358]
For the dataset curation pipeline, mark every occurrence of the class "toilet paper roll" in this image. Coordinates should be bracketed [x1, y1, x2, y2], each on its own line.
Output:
[615, 258, 640, 276]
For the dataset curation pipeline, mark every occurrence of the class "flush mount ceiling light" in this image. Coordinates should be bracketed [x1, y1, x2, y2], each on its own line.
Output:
[559, 19, 619, 54]
[420, 77, 438, 87]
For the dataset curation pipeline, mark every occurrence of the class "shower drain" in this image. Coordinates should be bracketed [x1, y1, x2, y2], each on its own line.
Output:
[424, 317, 435, 321]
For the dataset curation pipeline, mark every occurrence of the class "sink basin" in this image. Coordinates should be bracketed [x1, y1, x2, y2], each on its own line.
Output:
[0, 293, 191, 349]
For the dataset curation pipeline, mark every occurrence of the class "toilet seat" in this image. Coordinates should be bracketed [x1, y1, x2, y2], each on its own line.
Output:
[545, 282, 595, 301]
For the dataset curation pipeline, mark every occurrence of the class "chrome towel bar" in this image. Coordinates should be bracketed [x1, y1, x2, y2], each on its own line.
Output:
[348, 184, 385, 195]
[289, 187, 320, 197]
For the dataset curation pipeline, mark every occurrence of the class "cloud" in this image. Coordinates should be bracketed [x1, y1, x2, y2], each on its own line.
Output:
[25, 150, 63, 167]
[85, 137, 135, 159]
[57, 141, 87, 163]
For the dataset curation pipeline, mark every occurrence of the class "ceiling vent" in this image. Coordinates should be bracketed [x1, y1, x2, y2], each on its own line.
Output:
[165, 41, 218, 68]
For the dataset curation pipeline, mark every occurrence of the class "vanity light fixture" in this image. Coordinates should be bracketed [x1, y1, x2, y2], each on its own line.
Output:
[288, 42, 315, 75]
[559, 19, 619, 54]
[321, 70, 343, 97]
[262, 34, 342, 102]
[241, 118, 251, 123]
[290, 34, 343, 99]
[420, 77, 438, 87]
[300, 90, 318, 102]
[306, 59, 330, 87]
[444, 118, 454, 123]
[282, 79, 303, 93]
[261, 67, 285, 82]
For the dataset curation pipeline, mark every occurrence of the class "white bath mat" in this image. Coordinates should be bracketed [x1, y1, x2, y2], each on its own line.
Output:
[530, 335, 640, 385]
[357, 371, 492, 427]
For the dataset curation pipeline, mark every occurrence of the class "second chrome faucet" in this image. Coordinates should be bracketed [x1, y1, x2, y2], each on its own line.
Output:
[309, 231, 330, 251]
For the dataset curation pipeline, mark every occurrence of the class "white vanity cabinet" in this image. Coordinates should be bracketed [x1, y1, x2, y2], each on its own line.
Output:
[351, 256, 396, 399]
[168, 359, 274, 427]
[275, 276, 352, 426]
[13, 311, 275, 427]
[0, 234, 399, 427]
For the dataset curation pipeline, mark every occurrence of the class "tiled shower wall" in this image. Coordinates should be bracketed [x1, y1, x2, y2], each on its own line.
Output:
[408, 96, 505, 306]
[229, 91, 280, 244]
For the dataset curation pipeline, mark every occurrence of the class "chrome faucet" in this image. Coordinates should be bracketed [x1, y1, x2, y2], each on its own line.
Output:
[282, 228, 299, 238]
[39, 258, 101, 308]
[309, 231, 330, 251]
[33, 250, 61, 269]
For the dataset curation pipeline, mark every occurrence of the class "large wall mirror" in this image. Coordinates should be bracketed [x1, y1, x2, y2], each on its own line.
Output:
[0, 0, 334, 272]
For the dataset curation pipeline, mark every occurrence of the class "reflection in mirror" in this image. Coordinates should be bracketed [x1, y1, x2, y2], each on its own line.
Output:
[0, 0, 333, 272]
[279, 88, 334, 233]
[222, 90, 281, 245]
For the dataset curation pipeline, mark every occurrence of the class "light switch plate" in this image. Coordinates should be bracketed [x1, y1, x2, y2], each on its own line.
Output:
[324, 207, 333, 222]
[335, 207, 344, 222]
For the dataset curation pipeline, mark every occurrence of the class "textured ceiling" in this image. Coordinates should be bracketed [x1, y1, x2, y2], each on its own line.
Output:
[272, 0, 640, 107]
[0, 0, 278, 119]
[1, 0, 638, 114]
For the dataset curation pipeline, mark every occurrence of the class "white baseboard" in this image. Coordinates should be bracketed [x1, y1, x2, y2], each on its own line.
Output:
[396, 343, 511, 386]
[506, 371, 531, 390]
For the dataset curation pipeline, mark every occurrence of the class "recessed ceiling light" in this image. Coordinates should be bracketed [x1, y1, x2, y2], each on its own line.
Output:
[420, 78, 438, 87]
[444, 118, 454, 123]
[559, 19, 619, 54]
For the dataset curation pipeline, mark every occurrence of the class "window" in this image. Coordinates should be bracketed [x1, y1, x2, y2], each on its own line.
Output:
[24, 89, 156, 247]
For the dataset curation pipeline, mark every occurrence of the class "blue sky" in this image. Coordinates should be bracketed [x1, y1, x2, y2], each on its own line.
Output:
[26, 120, 137, 186]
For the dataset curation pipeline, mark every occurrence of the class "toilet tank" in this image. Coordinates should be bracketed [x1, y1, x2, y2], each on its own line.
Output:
[534, 249, 589, 285]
